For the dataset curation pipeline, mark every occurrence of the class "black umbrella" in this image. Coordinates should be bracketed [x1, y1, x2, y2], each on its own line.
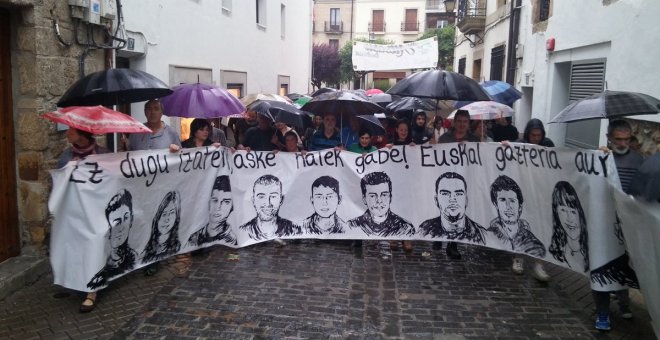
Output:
[357, 115, 386, 136]
[247, 100, 310, 129]
[386, 97, 436, 113]
[549, 90, 660, 123]
[57, 69, 173, 107]
[387, 70, 491, 101]
[301, 91, 384, 117]
[311, 87, 337, 97]
[369, 93, 394, 108]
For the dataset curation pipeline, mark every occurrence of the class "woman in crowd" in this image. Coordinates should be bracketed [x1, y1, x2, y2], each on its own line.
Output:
[347, 129, 376, 154]
[281, 130, 304, 152]
[471, 120, 494, 142]
[548, 181, 589, 272]
[387, 120, 416, 147]
[182, 118, 215, 148]
[142, 191, 182, 264]
[58, 128, 110, 312]
[430, 116, 447, 144]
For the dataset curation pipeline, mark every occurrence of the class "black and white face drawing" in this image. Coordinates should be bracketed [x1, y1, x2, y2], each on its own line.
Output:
[87, 189, 138, 290]
[348, 172, 415, 237]
[239, 175, 301, 240]
[487, 175, 545, 257]
[418, 172, 485, 244]
[548, 181, 589, 272]
[187, 175, 237, 247]
[142, 191, 182, 264]
[302, 176, 347, 234]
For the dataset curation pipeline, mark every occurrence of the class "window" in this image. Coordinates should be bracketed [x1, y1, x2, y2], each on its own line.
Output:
[329, 39, 339, 50]
[278, 75, 290, 96]
[256, 0, 266, 27]
[330, 8, 340, 29]
[279, 84, 288, 96]
[281, 4, 286, 38]
[371, 10, 384, 32]
[490, 45, 505, 81]
[472, 59, 482, 81]
[404, 9, 418, 31]
[458, 57, 466, 75]
[222, 0, 232, 13]
[539, 0, 550, 21]
[227, 83, 244, 99]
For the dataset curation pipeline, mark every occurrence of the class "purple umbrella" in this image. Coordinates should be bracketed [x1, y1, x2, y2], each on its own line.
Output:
[160, 83, 245, 118]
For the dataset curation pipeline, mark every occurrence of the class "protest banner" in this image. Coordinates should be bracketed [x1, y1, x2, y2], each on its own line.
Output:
[352, 38, 438, 71]
[49, 143, 643, 297]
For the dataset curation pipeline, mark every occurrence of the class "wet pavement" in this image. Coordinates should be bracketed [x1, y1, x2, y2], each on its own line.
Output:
[0, 240, 655, 339]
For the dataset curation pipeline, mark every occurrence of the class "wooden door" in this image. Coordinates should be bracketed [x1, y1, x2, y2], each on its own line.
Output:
[405, 9, 417, 31]
[0, 8, 20, 262]
[372, 10, 384, 31]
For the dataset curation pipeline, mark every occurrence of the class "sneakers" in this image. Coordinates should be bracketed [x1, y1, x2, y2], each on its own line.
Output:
[512, 257, 524, 274]
[532, 262, 550, 282]
[595, 312, 611, 331]
[620, 306, 633, 319]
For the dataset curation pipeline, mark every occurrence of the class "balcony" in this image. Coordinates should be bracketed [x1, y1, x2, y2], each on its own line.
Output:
[400, 21, 420, 33]
[456, 0, 486, 35]
[324, 21, 343, 34]
[368, 22, 386, 34]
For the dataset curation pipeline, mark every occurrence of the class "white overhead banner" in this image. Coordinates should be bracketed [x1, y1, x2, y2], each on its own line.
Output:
[49, 144, 650, 300]
[352, 38, 439, 71]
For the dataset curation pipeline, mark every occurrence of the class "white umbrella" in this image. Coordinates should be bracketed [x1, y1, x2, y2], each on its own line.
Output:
[447, 101, 514, 120]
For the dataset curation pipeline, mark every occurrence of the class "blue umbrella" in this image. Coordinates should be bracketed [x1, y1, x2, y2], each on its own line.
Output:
[481, 80, 523, 106]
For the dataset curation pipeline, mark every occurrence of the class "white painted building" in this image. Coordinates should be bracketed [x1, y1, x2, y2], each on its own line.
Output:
[118, 0, 313, 128]
[453, 0, 660, 149]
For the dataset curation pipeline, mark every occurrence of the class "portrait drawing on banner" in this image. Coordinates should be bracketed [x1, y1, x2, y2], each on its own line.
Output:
[187, 175, 237, 247]
[348, 172, 415, 237]
[302, 176, 348, 234]
[87, 189, 139, 290]
[486, 175, 546, 257]
[142, 191, 182, 263]
[239, 174, 301, 240]
[547, 181, 589, 272]
[418, 172, 486, 244]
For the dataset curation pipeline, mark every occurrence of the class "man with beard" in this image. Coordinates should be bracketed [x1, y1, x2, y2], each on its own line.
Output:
[349, 172, 415, 237]
[187, 175, 237, 247]
[418, 172, 486, 259]
[302, 176, 347, 234]
[240, 175, 301, 241]
[486, 175, 548, 281]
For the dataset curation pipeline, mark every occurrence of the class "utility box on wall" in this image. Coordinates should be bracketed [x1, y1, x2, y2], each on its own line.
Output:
[86, 0, 101, 25]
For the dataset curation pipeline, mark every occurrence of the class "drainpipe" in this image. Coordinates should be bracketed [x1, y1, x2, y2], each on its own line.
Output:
[505, 0, 520, 85]
[350, 0, 354, 41]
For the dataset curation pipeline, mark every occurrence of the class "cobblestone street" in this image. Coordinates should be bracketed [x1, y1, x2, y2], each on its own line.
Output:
[1, 241, 655, 339]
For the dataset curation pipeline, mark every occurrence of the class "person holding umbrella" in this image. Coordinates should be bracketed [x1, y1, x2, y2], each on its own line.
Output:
[125, 99, 181, 152]
[57, 128, 110, 312]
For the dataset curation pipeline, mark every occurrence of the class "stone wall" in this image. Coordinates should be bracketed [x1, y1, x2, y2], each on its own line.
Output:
[4, 0, 106, 254]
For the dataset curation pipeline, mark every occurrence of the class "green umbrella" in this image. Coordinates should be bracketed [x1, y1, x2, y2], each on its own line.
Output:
[293, 96, 312, 108]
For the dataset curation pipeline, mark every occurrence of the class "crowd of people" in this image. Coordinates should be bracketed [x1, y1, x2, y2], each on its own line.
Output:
[56, 97, 656, 334]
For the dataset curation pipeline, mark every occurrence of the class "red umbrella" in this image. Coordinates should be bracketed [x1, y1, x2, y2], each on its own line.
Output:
[366, 88, 384, 96]
[42, 106, 152, 134]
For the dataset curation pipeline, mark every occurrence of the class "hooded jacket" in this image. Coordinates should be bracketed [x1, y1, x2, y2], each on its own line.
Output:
[517, 118, 555, 147]
[411, 111, 433, 144]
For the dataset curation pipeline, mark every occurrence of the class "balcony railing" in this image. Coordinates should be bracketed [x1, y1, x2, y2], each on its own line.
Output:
[368, 22, 386, 33]
[456, 0, 486, 35]
[400, 21, 420, 32]
[324, 21, 343, 33]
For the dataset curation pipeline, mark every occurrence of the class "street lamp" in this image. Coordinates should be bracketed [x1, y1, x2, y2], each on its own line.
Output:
[444, 0, 456, 12]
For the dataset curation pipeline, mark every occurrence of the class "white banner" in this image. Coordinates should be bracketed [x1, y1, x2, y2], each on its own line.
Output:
[49, 143, 645, 296]
[352, 38, 439, 71]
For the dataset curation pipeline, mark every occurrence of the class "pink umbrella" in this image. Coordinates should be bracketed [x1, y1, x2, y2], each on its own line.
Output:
[366, 88, 384, 96]
[42, 106, 152, 134]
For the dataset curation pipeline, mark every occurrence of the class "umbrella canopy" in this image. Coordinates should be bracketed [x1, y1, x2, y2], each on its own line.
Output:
[447, 101, 514, 120]
[160, 83, 245, 118]
[241, 93, 291, 107]
[369, 93, 393, 108]
[387, 70, 491, 101]
[57, 69, 172, 107]
[311, 87, 337, 97]
[386, 97, 436, 113]
[356, 114, 386, 136]
[301, 91, 385, 117]
[247, 100, 310, 129]
[42, 106, 152, 134]
[293, 95, 312, 108]
[285, 93, 306, 101]
[481, 80, 523, 106]
[550, 90, 660, 123]
[366, 88, 384, 96]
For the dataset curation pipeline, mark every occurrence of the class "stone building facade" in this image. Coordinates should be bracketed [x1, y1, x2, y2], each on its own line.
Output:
[1, 0, 107, 261]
